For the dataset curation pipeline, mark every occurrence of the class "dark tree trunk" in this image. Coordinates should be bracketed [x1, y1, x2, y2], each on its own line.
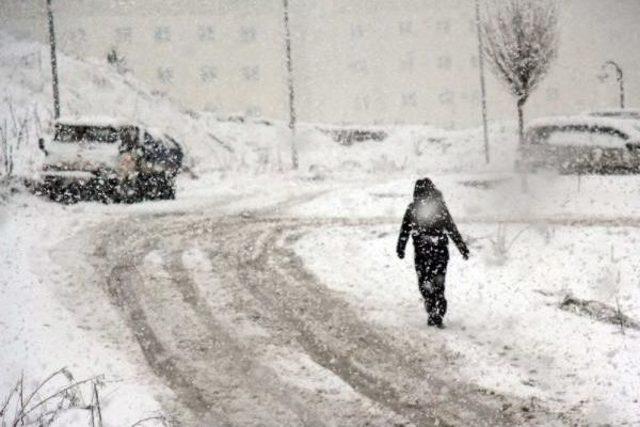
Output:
[517, 97, 526, 149]
[283, 0, 298, 169]
[516, 97, 528, 191]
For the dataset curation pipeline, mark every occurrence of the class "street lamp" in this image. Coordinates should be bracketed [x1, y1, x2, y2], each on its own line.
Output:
[598, 60, 625, 109]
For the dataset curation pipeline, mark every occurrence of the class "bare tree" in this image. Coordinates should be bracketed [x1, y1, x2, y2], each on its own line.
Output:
[481, 0, 558, 147]
[282, 0, 298, 169]
[46, 0, 61, 119]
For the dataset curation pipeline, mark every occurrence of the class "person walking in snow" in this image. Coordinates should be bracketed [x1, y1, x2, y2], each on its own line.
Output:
[396, 178, 469, 328]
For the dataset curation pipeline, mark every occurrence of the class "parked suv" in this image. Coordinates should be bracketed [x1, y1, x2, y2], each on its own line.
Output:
[37, 117, 183, 203]
[521, 116, 640, 174]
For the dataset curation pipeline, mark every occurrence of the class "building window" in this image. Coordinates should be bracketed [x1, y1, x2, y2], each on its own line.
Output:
[437, 55, 452, 70]
[20, 52, 41, 69]
[400, 52, 414, 72]
[198, 25, 215, 42]
[470, 54, 479, 69]
[200, 66, 217, 83]
[246, 106, 262, 117]
[401, 92, 417, 107]
[468, 19, 477, 34]
[436, 20, 451, 34]
[242, 65, 260, 81]
[398, 20, 413, 34]
[240, 26, 256, 43]
[354, 95, 371, 112]
[157, 67, 174, 84]
[154, 26, 171, 42]
[62, 28, 87, 47]
[439, 90, 454, 105]
[349, 60, 368, 75]
[350, 24, 365, 39]
[115, 27, 132, 44]
[460, 91, 480, 104]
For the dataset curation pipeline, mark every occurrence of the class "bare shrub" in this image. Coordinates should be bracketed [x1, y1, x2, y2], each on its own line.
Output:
[1, 369, 171, 427]
[107, 47, 129, 74]
[1, 368, 103, 426]
[0, 98, 46, 187]
[488, 224, 531, 265]
[560, 295, 639, 332]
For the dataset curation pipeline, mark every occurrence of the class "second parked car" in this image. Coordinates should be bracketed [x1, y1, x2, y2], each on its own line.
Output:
[521, 116, 640, 174]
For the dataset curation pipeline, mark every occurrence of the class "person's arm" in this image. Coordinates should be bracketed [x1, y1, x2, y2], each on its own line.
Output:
[442, 201, 469, 259]
[396, 205, 413, 259]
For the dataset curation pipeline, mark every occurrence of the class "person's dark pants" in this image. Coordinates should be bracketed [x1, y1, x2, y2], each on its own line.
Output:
[414, 241, 449, 325]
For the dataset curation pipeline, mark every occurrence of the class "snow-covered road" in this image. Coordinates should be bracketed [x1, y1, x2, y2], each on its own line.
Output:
[67, 207, 557, 426]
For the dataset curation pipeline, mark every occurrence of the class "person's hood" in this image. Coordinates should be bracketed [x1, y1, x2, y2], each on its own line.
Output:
[413, 178, 441, 202]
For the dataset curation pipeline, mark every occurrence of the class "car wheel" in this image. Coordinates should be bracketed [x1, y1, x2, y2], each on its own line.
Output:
[159, 175, 176, 200]
[135, 172, 153, 201]
[95, 179, 115, 204]
[113, 177, 141, 204]
[145, 173, 173, 200]
[164, 178, 176, 200]
[126, 178, 144, 204]
[60, 183, 81, 204]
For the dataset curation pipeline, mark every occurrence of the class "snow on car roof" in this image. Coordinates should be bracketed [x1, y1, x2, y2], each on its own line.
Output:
[586, 108, 640, 116]
[526, 115, 640, 139]
[145, 127, 167, 139]
[55, 116, 140, 128]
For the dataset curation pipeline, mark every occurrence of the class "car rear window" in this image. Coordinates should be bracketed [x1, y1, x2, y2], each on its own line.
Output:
[54, 125, 120, 143]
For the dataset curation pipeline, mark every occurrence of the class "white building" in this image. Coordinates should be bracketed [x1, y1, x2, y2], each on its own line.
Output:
[2, 0, 640, 128]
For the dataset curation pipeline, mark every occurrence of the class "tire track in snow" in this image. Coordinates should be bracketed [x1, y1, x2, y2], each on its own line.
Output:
[86, 206, 585, 425]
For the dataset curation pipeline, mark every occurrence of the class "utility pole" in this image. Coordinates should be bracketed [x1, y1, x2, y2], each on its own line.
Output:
[46, 0, 61, 119]
[600, 60, 625, 109]
[474, 0, 490, 163]
[283, 0, 298, 169]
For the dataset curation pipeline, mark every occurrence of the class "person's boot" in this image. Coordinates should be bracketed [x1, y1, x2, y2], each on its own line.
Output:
[432, 315, 444, 329]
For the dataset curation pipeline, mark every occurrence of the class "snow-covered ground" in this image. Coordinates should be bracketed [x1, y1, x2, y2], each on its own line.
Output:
[293, 177, 640, 425]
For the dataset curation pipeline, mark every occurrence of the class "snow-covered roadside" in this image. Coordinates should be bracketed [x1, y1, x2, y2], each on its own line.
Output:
[291, 182, 640, 425]
[0, 195, 171, 426]
[285, 173, 640, 222]
[0, 172, 340, 425]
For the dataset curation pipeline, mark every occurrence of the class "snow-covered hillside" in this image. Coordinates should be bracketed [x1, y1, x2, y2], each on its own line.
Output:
[0, 32, 292, 177]
[0, 31, 520, 184]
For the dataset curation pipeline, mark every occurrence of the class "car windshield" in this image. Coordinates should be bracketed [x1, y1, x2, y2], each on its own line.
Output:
[54, 125, 120, 143]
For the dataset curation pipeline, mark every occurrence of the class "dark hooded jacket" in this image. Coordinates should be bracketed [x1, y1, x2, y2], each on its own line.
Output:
[397, 178, 469, 258]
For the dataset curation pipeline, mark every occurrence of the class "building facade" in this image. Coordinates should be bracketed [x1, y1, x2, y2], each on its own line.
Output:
[2, 0, 640, 128]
